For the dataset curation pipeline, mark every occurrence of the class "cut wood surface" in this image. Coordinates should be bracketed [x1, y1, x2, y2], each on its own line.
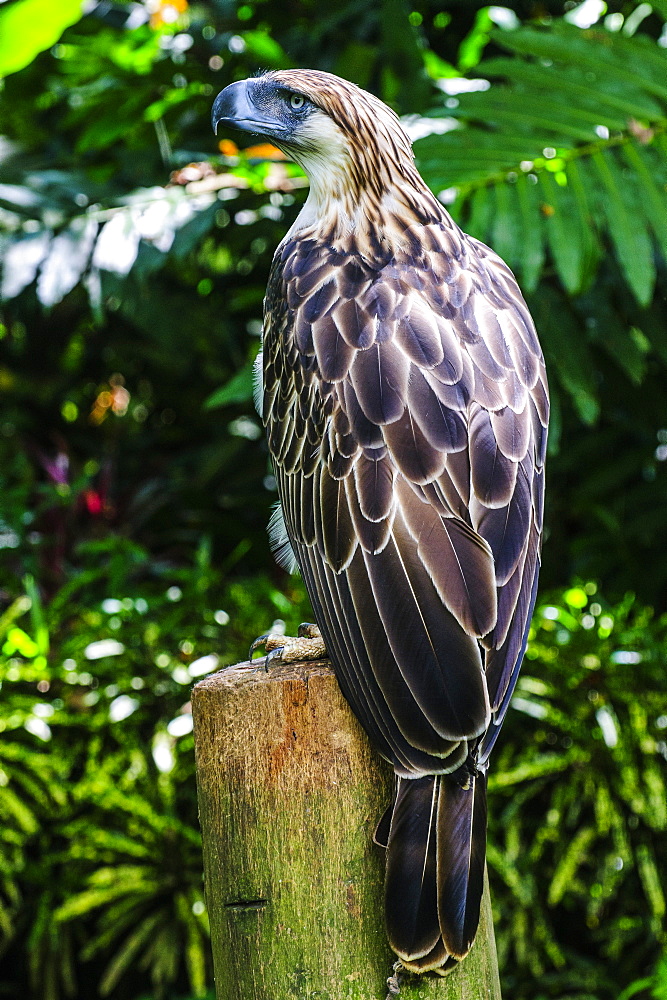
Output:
[192, 659, 502, 1000]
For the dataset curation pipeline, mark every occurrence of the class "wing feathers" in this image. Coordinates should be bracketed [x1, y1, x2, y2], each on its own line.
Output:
[469, 405, 518, 508]
[397, 479, 497, 638]
[344, 473, 394, 554]
[318, 465, 357, 572]
[471, 470, 531, 588]
[349, 342, 409, 425]
[396, 301, 444, 367]
[263, 217, 547, 788]
[353, 453, 395, 521]
[383, 408, 447, 485]
[408, 368, 467, 454]
[362, 514, 490, 742]
[336, 297, 376, 349]
[311, 312, 355, 381]
[344, 546, 469, 760]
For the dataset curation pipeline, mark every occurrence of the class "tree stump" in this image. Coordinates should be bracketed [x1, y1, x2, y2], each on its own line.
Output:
[192, 659, 502, 1000]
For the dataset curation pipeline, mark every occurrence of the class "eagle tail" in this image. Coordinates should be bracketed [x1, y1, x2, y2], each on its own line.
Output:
[383, 772, 487, 972]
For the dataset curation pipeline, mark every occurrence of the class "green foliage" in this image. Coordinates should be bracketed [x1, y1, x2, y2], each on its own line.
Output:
[2, 571, 666, 999]
[1, 2, 667, 998]
[621, 951, 667, 1000]
[488, 584, 667, 999]
[0, 543, 312, 998]
[0, 0, 84, 77]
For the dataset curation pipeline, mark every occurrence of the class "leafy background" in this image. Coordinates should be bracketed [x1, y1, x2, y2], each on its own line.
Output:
[1, 0, 667, 998]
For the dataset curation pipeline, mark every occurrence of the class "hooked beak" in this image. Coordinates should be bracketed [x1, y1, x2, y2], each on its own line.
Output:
[211, 79, 287, 138]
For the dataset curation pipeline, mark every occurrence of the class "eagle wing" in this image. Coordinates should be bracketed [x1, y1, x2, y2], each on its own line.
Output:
[263, 221, 548, 777]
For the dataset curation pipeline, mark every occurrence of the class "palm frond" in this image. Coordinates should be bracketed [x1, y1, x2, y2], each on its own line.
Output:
[416, 21, 667, 307]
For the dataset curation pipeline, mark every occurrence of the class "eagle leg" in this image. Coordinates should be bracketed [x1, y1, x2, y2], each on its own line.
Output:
[249, 622, 327, 666]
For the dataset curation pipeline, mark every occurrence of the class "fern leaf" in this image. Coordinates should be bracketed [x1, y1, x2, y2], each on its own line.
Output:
[591, 149, 655, 305]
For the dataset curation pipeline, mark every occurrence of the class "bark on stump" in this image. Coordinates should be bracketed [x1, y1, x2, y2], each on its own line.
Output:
[192, 659, 502, 1000]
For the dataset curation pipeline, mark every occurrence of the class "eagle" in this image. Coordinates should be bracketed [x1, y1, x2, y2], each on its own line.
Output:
[212, 69, 548, 976]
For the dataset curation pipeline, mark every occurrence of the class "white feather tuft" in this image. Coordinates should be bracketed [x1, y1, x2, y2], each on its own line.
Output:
[267, 502, 299, 574]
[253, 347, 264, 417]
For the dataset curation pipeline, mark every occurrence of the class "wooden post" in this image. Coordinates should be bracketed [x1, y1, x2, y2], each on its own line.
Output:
[192, 659, 502, 1000]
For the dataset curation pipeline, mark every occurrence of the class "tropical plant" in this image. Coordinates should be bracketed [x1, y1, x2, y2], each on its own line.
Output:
[0, 554, 313, 999]
[488, 583, 667, 999]
[1, 2, 667, 998]
[1, 1, 666, 601]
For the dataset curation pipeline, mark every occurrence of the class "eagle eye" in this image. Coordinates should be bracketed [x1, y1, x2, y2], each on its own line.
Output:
[289, 93, 306, 111]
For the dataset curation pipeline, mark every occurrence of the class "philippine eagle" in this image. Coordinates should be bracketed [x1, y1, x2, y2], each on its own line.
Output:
[212, 69, 548, 976]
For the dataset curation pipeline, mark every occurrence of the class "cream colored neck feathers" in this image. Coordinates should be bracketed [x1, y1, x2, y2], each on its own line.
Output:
[272, 78, 443, 258]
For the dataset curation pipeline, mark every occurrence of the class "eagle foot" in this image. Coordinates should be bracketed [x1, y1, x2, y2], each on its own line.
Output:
[249, 622, 327, 670]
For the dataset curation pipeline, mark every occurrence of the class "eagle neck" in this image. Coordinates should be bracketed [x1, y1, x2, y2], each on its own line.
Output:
[285, 168, 446, 262]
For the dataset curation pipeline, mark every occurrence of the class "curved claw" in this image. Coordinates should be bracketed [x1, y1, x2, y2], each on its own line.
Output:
[263, 646, 285, 672]
[249, 632, 272, 661]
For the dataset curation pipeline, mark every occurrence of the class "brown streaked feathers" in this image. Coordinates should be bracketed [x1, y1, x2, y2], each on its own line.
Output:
[213, 68, 548, 974]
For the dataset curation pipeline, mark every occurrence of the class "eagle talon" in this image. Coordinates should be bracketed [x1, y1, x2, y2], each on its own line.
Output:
[263, 646, 286, 672]
[248, 632, 271, 661]
[248, 625, 327, 665]
[249, 630, 287, 664]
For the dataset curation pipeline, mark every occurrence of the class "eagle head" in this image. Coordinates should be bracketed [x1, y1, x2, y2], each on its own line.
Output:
[212, 70, 437, 245]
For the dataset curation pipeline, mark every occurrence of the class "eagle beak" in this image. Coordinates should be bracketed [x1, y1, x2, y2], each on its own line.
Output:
[212, 79, 286, 138]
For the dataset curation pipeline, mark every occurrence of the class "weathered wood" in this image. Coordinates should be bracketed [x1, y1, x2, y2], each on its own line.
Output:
[192, 659, 502, 1000]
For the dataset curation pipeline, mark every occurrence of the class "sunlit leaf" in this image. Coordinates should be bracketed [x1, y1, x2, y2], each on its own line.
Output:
[98, 912, 162, 995]
[37, 217, 97, 307]
[465, 185, 492, 241]
[241, 29, 291, 67]
[622, 141, 667, 260]
[539, 171, 584, 294]
[636, 844, 666, 920]
[488, 751, 578, 789]
[0, 0, 83, 78]
[1, 231, 51, 300]
[490, 180, 520, 272]
[92, 212, 141, 276]
[548, 826, 596, 906]
[458, 7, 493, 72]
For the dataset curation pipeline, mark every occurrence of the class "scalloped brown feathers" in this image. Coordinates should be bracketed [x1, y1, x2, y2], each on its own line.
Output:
[256, 68, 548, 974]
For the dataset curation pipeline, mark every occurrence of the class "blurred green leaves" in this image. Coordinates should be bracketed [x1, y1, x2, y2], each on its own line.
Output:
[203, 358, 255, 410]
[488, 584, 667, 997]
[0, 0, 83, 77]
